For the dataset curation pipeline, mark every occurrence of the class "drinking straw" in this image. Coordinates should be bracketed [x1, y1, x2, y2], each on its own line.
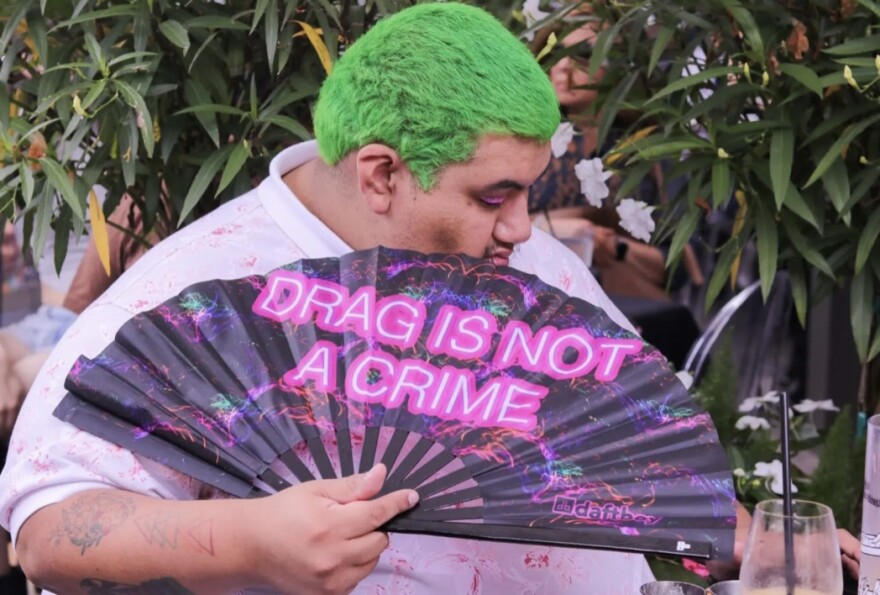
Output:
[779, 391, 795, 595]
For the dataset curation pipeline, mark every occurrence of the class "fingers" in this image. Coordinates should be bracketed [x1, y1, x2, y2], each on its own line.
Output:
[842, 553, 860, 580]
[336, 488, 419, 538]
[343, 531, 390, 566]
[307, 464, 388, 505]
[838, 528, 861, 562]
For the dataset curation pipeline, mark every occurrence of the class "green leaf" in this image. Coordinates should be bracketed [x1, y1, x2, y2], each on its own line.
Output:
[596, 72, 639, 150]
[705, 241, 740, 312]
[770, 128, 794, 211]
[183, 80, 220, 148]
[648, 66, 741, 103]
[782, 183, 821, 231]
[53, 205, 71, 276]
[264, 0, 278, 72]
[0, 3, 29, 57]
[175, 103, 249, 118]
[859, 0, 880, 18]
[260, 114, 311, 140]
[789, 257, 808, 327]
[755, 204, 779, 301]
[648, 27, 674, 77]
[19, 162, 33, 207]
[869, 330, 880, 362]
[823, 34, 880, 56]
[114, 80, 155, 157]
[178, 147, 233, 225]
[856, 209, 880, 274]
[711, 159, 731, 207]
[252, 0, 272, 32]
[804, 113, 880, 188]
[31, 183, 53, 264]
[667, 207, 700, 269]
[159, 20, 190, 55]
[850, 269, 874, 362]
[215, 142, 250, 197]
[84, 32, 105, 72]
[779, 63, 823, 97]
[38, 157, 84, 220]
[782, 216, 835, 279]
[724, 2, 764, 59]
[632, 139, 713, 160]
[53, 5, 141, 29]
[822, 158, 851, 218]
[185, 16, 249, 31]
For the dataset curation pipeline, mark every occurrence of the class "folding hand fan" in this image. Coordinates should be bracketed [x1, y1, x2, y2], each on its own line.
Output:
[54, 247, 737, 560]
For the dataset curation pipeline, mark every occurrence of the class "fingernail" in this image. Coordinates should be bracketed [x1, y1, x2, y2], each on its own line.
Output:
[408, 490, 420, 507]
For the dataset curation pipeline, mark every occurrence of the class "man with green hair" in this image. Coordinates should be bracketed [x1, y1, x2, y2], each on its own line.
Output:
[0, 3, 653, 593]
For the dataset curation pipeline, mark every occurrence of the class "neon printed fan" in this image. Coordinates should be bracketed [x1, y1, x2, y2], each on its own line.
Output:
[54, 247, 736, 559]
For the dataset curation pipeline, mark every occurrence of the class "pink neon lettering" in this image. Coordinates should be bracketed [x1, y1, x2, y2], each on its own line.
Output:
[546, 330, 598, 379]
[375, 297, 425, 348]
[345, 350, 395, 402]
[252, 271, 306, 321]
[493, 321, 551, 369]
[299, 280, 347, 327]
[333, 286, 375, 335]
[282, 340, 338, 392]
[385, 361, 436, 408]
[595, 340, 643, 381]
[496, 382, 547, 431]
[426, 305, 456, 353]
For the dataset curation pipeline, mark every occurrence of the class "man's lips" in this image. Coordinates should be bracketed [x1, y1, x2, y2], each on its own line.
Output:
[489, 249, 512, 267]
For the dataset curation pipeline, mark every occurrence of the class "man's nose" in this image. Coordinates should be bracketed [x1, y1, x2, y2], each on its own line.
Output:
[495, 196, 533, 246]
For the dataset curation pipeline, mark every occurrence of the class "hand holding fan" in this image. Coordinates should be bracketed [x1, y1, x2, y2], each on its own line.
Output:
[54, 247, 737, 559]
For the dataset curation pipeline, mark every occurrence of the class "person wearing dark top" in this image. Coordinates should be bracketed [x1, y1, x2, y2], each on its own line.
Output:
[529, 16, 700, 302]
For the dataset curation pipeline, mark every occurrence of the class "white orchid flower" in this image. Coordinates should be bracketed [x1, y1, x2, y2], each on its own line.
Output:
[521, 0, 549, 41]
[615, 198, 656, 242]
[753, 460, 798, 495]
[733, 468, 746, 477]
[574, 158, 613, 207]
[551, 122, 575, 158]
[792, 399, 840, 413]
[738, 391, 780, 412]
[735, 415, 771, 431]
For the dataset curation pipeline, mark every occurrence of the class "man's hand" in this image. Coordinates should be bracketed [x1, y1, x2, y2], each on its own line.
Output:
[249, 464, 419, 594]
[838, 528, 860, 579]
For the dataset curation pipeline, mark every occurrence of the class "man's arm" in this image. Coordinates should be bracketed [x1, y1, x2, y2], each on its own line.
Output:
[18, 465, 417, 595]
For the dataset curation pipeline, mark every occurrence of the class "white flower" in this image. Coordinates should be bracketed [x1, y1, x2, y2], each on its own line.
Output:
[735, 415, 770, 431]
[753, 460, 798, 495]
[738, 391, 780, 412]
[551, 122, 575, 158]
[615, 198, 656, 242]
[521, 0, 549, 41]
[792, 399, 840, 413]
[733, 468, 746, 477]
[574, 158, 613, 207]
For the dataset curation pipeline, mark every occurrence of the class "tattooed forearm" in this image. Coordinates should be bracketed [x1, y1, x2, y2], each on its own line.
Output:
[59, 492, 136, 554]
[80, 577, 196, 594]
[133, 511, 216, 556]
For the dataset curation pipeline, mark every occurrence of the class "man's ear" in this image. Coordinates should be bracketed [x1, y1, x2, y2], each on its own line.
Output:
[355, 144, 406, 214]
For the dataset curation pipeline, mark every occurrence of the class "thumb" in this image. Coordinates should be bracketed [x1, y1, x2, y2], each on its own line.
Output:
[306, 464, 388, 504]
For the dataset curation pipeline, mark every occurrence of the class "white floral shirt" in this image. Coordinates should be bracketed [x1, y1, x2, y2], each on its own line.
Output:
[0, 141, 652, 594]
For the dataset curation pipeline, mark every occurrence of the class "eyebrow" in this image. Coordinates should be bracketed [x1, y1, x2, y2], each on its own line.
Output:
[481, 179, 527, 193]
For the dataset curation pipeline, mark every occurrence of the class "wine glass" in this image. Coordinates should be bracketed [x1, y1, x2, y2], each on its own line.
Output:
[740, 499, 843, 595]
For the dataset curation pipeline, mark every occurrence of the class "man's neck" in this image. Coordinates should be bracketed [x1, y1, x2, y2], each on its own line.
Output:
[282, 159, 370, 250]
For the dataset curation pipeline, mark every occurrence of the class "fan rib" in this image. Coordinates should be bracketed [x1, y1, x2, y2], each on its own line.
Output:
[397, 450, 456, 490]
[306, 436, 337, 479]
[405, 507, 483, 522]
[336, 429, 355, 477]
[416, 466, 473, 499]
[415, 486, 482, 511]
[359, 426, 380, 473]
[278, 450, 316, 483]
[379, 429, 408, 475]
[383, 437, 434, 490]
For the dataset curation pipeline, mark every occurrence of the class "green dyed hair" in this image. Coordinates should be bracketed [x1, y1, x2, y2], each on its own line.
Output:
[313, 3, 560, 190]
